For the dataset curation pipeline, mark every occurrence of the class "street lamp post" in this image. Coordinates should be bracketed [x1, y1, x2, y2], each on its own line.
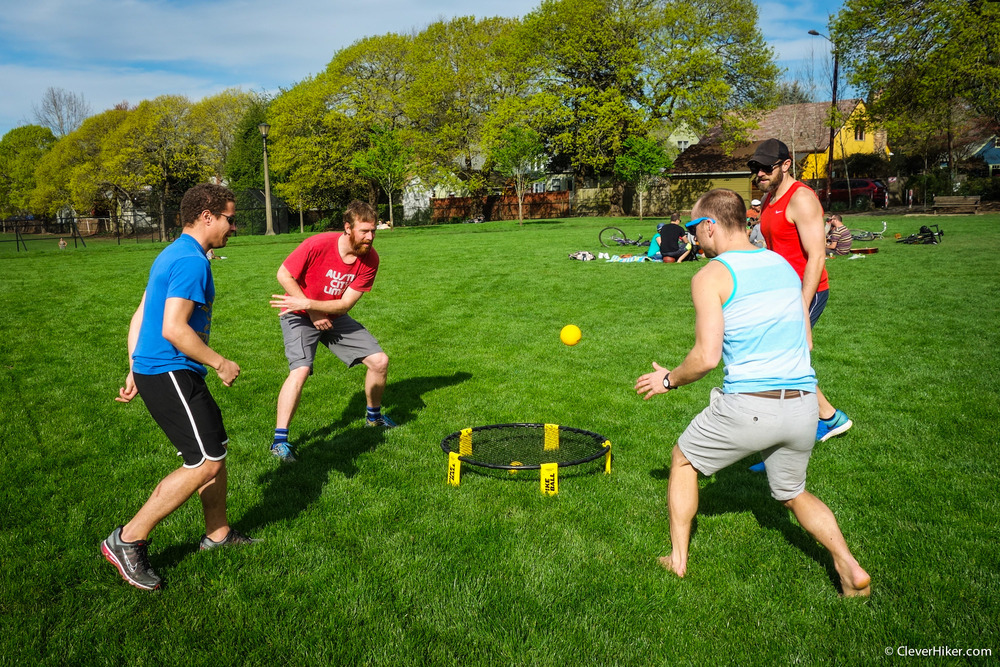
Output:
[259, 122, 275, 236]
[809, 29, 839, 211]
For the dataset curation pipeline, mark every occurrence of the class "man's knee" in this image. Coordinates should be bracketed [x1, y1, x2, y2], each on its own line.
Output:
[286, 365, 311, 385]
[196, 458, 225, 482]
[780, 490, 807, 511]
[364, 352, 389, 375]
[671, 444, 692, 469]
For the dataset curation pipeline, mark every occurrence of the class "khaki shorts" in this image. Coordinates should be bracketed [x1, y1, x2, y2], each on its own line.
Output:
[281, 312, 383, 371]
[678, 387, 818, 501]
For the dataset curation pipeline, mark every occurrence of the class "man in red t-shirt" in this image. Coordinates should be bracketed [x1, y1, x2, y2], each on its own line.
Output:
[750, 138, 852, 446]
[267, 200, 394, 462]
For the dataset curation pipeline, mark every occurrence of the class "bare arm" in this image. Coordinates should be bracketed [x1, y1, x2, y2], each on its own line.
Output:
[162, 297, 240, 386]
[116, 292, 146, 403]
[635, 264, 727, 399]
[787, 187, 827, 305]
[270, 264, 364, 318]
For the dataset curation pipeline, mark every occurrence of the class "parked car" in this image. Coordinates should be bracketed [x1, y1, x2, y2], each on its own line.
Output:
[827, 178, 888, 209]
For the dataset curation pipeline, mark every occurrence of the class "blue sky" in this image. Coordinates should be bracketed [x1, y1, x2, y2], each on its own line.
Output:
[0, 0, 848, 138]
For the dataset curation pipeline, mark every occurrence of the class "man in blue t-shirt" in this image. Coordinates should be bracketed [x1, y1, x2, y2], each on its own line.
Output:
[101, 184, 251, 591]
[634, 188, 870, 597]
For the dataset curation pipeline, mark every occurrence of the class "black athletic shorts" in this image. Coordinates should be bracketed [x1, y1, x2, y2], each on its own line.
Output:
[133, 370, 228, 468]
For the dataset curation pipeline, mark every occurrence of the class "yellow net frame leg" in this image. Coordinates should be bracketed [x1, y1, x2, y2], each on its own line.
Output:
[540, 462, 558, 495]
[448, 452, 462, 486]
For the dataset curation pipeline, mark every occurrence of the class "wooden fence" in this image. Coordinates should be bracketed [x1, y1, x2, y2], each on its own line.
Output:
[430, 191, 571, 221]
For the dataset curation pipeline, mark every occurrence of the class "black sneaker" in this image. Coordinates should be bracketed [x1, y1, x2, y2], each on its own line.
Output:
[199, 528, 255, 551]
[101, 526, 162, 590]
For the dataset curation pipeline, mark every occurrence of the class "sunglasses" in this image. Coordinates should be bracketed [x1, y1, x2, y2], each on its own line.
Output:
[747, 160, 782, 174]
[217, 212, 237, 225]
[685, 217, 716, 237]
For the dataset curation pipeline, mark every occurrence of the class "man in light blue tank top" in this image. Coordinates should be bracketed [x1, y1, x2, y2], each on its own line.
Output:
[634, 188, 870, 597]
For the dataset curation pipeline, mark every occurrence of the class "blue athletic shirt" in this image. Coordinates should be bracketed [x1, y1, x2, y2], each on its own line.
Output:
[711, 248, 817, 394]
[132, 233, 214, 377]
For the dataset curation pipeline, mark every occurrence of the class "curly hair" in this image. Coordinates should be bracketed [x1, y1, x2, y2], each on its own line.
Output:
[179, 184, 236, 227]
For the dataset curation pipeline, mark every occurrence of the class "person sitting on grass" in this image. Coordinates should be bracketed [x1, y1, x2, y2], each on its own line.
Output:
[634, 188, 870, 597]
[646, 213, 692, 263]
[826, 213, 852, 256]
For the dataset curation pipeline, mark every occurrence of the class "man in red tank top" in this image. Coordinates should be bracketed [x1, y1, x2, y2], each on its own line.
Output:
[750, 138, 852, 445]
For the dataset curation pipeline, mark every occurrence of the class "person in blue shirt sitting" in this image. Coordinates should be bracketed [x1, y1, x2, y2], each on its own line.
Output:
[647, 213, 693, 263]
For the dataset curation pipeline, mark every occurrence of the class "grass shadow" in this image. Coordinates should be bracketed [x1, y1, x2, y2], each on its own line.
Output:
[237, 372, 471, 534]
[695, 461, 840, 587]
[327, 371, 472, 430]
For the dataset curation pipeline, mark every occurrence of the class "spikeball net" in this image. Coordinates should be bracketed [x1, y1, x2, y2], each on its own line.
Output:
[440, 423, 612, 495]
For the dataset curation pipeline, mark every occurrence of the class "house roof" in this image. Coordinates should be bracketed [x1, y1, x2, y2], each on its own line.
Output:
[672, 99, 863, 175]
[972, 136, 1000, 166]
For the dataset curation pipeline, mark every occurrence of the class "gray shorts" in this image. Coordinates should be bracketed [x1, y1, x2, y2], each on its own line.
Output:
[280, 312, 384, 371]
[678, 387, 818, 501]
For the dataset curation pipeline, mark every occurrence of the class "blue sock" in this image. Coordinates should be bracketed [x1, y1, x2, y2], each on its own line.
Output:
[272, 428, 289, 447]
[366, 407, 381, 421]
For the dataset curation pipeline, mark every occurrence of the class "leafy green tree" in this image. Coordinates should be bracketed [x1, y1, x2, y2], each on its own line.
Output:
[269, 75, 368, 210]
[490, 125, 547, 226]
[189, 88, 254, 183]
[102, 96, 208, 234]
[521, 0, 778, 214]
[224, 94, 271, 193]
[835, 0, 1000, 127]
[614, 135, 672, 220]
[407, 17, 528, 210]
[351, 127, 414, 227]
[776, 81, 814, 105]
[31, 109, 131, 218]
[0, 125, 56, 217]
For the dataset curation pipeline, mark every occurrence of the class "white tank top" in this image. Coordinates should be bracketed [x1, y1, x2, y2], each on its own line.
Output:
[711, 249, 817, 393]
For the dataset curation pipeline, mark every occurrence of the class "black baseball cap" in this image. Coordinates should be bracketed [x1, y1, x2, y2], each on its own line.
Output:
[748, 138, 790, 168]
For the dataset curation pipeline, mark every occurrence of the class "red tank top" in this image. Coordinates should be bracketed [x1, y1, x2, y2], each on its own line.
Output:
[760, 181, 829, 292]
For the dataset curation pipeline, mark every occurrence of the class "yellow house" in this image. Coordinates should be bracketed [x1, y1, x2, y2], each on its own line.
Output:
[669, 99, 889, 209]
[796, 99, 889, 179]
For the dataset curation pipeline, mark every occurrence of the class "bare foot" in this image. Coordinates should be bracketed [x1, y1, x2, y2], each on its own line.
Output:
[658, 555, 686, 578]
[837, 561, 871, 597]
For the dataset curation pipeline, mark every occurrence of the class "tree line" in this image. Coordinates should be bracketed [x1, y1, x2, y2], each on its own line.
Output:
[3, 0, 997, 227]
[1, 0, 777, 227]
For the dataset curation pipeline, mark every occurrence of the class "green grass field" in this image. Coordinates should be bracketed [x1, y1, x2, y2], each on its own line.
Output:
[2, 214, 998, 664]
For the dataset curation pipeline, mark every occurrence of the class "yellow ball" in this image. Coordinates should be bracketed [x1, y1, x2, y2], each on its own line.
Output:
[560, 324, 582, 346]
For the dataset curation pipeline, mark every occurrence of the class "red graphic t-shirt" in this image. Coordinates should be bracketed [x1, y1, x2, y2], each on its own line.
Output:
[281, 232, 379, 316]
[760, 181, 829, 293]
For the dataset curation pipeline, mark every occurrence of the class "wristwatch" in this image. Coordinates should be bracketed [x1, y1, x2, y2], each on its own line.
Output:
[662, 373, 675, 391]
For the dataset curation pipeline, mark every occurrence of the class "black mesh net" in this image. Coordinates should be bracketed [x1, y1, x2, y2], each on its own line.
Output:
[440, 423, 610, 470]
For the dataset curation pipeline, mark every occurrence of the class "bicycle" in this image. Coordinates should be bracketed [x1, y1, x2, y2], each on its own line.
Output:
[599, 226, 650, 248]
[896, 224, 944, 245]
[849, 220, 887, 241]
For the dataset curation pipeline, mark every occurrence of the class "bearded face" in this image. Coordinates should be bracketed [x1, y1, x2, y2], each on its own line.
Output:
[754, 161, 787, 194]
[347, 220, 376, 255]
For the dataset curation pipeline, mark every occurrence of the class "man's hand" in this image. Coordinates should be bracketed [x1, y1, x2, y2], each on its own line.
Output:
[270, 293, 312, 314]
[215, 358, 240, 387]
[308, 310, 332, 330]
[116, 371, 138, 403]
[635, 362, 671, 401]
